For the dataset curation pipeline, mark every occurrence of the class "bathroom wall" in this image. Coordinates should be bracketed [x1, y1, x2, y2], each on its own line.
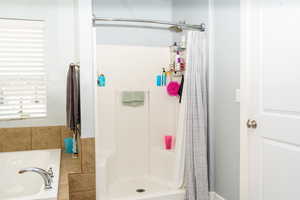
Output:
[0, 0, 76, 128]
[94, 0, 173, 46]
[172, 0, 209, 29]
[0, 126, 73, 152]
[213, 0, 240, 199]
[172, 0, 209, 46]
[76, 0, 95, 138]
[96, 45, 180, 186]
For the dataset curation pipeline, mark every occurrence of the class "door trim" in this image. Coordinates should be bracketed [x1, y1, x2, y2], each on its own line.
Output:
[208, 0, 216, 191]
[240, 0, 251, 199]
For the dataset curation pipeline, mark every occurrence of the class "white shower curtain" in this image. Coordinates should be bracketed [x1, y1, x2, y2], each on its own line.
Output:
[184, 31, 209, 200]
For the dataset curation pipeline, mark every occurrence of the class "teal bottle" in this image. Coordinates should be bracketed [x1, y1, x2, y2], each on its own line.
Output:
[98, 74, 106, 87]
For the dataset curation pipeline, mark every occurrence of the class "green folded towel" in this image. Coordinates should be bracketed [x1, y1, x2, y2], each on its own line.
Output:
[122, 91, 145, 107]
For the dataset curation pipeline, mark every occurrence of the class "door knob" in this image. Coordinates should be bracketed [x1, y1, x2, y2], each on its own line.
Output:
[247, 119, 257, 129]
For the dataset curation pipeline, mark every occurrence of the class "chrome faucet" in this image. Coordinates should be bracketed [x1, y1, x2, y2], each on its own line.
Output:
[19, 167, 53, 190]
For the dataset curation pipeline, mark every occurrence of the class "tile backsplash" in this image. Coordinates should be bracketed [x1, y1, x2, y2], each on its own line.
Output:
[0, 126, 73, 152]
[68, 138, 96, 200]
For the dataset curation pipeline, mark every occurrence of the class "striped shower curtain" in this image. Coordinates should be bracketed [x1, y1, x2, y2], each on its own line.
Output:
[184, 31, 209, 200]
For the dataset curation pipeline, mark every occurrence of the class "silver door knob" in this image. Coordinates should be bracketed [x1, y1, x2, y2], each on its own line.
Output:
[247, 119, 257, 129]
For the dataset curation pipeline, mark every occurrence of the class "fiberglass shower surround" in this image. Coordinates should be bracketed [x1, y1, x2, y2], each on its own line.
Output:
[96, 44, 184, 199]
[94, 14, 208, 200]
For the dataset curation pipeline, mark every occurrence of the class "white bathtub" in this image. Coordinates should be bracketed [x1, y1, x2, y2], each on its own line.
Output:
[0, 149, 61, 200]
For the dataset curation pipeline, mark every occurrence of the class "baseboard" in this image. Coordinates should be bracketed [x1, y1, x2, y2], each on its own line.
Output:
[210, 192, 226, 200]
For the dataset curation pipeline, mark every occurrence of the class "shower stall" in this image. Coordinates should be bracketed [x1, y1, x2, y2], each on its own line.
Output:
[93, 2, 208, 200]
[95, 44, 186, 200]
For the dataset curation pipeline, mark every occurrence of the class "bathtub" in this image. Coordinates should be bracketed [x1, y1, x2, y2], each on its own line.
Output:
[0, 149, 61, 200]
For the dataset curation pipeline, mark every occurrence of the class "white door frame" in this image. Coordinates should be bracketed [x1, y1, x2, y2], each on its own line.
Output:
[240, 0, 251, 199]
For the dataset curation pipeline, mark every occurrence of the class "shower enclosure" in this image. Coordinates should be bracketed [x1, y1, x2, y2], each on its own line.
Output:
[95, 45, 186, 200]
[93, 9, 207, 200]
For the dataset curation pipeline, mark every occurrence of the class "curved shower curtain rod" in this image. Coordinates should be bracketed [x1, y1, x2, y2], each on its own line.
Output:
[93, 17, 207, 32]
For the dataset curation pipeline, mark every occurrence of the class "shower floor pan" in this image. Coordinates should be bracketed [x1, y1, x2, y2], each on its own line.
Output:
[107, 177, 185, 200]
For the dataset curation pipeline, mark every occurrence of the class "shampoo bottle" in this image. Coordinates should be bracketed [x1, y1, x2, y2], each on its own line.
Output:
[97, 74, 106, 87]
[162, 68, 167, 86]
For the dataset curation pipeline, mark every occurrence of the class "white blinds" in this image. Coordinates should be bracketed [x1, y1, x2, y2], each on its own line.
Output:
[0, 19, 47, 120]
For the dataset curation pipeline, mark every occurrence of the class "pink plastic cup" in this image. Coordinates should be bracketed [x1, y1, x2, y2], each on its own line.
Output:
[164, 135, 173, 150]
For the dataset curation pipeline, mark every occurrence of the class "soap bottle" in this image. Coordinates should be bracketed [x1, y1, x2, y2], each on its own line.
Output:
[180, 60, 185, 71]
[97, 74, 106, 87]
[162, 68, 167, 86]
[175, 51, 181, 71]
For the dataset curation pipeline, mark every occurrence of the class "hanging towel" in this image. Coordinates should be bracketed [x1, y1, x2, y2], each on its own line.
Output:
[122, 91, 145, 107]
[66, 64, 81, 132]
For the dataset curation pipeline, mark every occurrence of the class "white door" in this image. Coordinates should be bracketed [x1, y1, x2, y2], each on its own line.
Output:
[245, 0, 300, 199]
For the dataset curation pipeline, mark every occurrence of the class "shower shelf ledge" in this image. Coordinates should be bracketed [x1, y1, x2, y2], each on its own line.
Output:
[153, 147, 176, 154]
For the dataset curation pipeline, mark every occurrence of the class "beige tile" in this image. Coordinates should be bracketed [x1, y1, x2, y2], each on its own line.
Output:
[60, 173, 69, 186]
[80, 138, 95, 173]
[59, 152, 82, 200]
[58, 137, 95, 200]
[60, 153, 81, 185]
[32, 126, 61, 150]
[68, 173, 95, 193]
[58, 183, 69, 200]
[59, 163, 70, 185]
[58, 152, 81, 200]
[61, 156, 81, 174]
[0, 128, 31, 152]
[61, 126, 73, 148]
[69, 190, 96, 200]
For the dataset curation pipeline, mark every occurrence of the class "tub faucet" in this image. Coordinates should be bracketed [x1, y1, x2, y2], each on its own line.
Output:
[18, 167, 53, 190]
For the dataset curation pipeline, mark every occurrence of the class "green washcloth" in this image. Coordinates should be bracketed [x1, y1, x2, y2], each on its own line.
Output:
[122, 91, 145, 107]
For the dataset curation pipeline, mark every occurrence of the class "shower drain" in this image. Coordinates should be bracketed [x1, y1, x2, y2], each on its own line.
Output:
[136, 188, 146, 193]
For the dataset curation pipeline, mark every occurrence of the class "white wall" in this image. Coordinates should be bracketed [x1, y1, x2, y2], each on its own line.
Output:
[77, 0, 95, 138]
[0, 0, 76, 128]
[94, 0, 173, 46]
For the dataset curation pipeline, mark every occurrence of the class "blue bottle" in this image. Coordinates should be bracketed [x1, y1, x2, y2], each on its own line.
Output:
[162, 68, 167, 86]
[156, 75, 162, 86]
[98, 74, 106, 87]
[64, 137, 73, 153]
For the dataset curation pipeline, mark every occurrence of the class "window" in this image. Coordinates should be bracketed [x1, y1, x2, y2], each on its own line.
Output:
[0, 19, 47, 120]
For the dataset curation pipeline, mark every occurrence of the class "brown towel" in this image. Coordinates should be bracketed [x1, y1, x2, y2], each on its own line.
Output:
[66, 64, 81, 132]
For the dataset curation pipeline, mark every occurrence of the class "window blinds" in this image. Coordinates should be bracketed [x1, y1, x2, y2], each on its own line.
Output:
[0, 19, 47, 120]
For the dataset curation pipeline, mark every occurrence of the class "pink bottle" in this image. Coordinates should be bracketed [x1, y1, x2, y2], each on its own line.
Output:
[164, 135, 173, 150]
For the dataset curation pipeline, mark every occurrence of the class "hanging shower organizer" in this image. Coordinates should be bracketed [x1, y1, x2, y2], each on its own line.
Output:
[167, 40, 186, 78]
